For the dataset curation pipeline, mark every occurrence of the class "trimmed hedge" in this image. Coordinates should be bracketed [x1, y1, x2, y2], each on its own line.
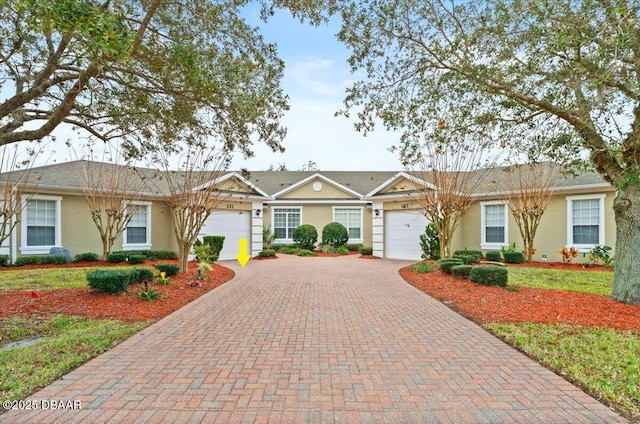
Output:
[259, 249, 276, 257]
[128, 254, 147, 264]
[14, 255, 68, 267]
[359, 246, 373, 255]
[345, 243, 363, 252]
[107, 252, 126, 263]
[451, 265, 473, 278]
[453, 250, 483, 259]
[130, 268, 154, 284]
[321, 222, 349, 248]
[469, 266, 508, 287]
[296, 249, 316, 256]
[111, 250, 178, 260]
[279, 246, 298, 254]
[154, 264, 180, 276]
[453, 253, 481, 264]
[293, 224, 318, 250]
[87, 269, 131, 294]
[439, 258, 464, 274]
[0, 254, 9, 267]
[503, 251, 525, 264]
[485, 251, 502, 262]
[73, 252, 100, 263]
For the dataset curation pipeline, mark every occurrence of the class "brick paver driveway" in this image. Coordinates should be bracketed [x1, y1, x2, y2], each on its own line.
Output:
[3, 255, 625, 423]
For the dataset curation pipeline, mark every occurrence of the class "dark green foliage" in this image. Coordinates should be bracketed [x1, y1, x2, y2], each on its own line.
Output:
[451, 265, 473, 278]
[128, 254, 147, 264]
[111, 250, 178, 260]
[453, 254, 481, 265]
[107, 253, 126, 263]
[258, 249, 277, 257]
[73, 252, 100, 263]
[336, 246, 349, 255]
[420, 223, 441, 259]
[321, 222, 349, 248]
[154, 264, 180, 276]
[453, 250, 483, 259]
[270, 244, 285, 252]
[345, 243, 363, 251]
[293, 224, 318, 250]
[0, 255, 8, 267]
[296, 249, 317, 256]
[503, 251, 525, 264]
[359, 246, 373, 255]
[14, 255, 68, 266]
[129, 268, 155, 284]
[469, 266, 508, 287]
[439, 258, 464, 274]
[203, 236, 225, 259]
[414, 261, 436, 273]
[485, 260, 506, 267]
[279, 246, 299, 254]
[86, 270, 131, 294]
[485, 251, 502, 262]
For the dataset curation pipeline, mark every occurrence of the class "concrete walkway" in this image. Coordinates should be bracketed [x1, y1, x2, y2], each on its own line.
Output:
[3, 255, 625, 423]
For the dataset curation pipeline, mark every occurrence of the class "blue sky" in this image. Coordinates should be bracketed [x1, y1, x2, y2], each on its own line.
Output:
[228, 7, 404, 171]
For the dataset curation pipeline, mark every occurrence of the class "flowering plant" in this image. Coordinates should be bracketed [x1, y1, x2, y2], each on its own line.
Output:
[559, 247, 579, 263]
[157, 272, 170, 285]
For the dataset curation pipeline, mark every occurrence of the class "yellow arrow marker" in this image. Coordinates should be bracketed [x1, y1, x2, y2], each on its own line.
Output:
[235, 238, 251, 267]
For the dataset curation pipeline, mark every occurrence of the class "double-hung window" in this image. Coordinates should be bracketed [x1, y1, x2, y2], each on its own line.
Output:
[123, 202, 152, 250]
[481, 201, 508, 249]
[21, 195, 62, 254]
[273, 208, 301, 241]
[333, 207, 363, 241]
[567, 194, 605, 249]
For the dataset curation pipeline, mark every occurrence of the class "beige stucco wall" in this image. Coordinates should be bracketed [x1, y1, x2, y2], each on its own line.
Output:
[279, 179, 358, 199]
[454, 190, 617, 263]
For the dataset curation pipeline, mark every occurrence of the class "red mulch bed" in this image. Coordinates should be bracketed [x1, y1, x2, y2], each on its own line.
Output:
[400, 266, 640, 330]
[0, 261, 234, 323]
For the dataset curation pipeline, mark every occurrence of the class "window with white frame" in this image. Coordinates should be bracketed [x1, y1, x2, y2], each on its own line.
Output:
[567, 194, 605, 248]
[481, 201, 508, 248]
[123, 203, 151, 249]
[21, 195, 61, 253]
[333, 207, 363, 241]
[273, 208, 301, 240]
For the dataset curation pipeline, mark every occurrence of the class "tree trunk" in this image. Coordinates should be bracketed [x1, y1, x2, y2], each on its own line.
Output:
[101, 236, 109, 261]
[178, 241, 190, 274]
[611, 185, 640, 305]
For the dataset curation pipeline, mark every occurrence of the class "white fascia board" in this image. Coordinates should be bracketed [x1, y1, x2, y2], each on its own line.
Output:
[195, 172, 271, 198]
[363, 171, 433, 198]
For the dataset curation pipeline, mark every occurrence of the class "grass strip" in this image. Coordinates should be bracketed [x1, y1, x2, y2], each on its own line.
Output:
[508, 267, 613, 295]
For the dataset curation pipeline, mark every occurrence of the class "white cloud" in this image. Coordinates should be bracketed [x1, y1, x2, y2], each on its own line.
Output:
[288, 58, 343, 97]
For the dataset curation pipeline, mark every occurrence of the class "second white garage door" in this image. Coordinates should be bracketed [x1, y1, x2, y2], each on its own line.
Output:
[385, 210, 429, 260]
[201, 210, 251, 261]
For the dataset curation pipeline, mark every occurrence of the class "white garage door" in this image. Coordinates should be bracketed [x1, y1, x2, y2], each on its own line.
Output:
[385, 210, 429, 260]
[201, 210, 251, 261]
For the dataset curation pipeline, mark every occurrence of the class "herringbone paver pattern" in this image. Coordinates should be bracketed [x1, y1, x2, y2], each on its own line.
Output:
[3, 255, 626, 423]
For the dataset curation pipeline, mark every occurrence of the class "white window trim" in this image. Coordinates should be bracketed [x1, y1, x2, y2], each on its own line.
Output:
[122, 201, 152, 251]
[332, 206, 364, 243]
[20, 195, 62, 255]
[566, 194, 605, 252]
[271, 206, 303, 243]
[480, 200, 509, 250]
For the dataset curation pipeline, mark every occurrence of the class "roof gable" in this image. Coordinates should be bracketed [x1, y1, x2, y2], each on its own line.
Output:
[272, 173, 363, 199]
[364, 172, 434, 198]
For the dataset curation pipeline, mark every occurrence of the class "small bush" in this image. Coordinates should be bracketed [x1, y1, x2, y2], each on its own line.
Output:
[336, 246, 349, 255]
[420, 223, 441, 260]
[87, 269, 131, 294]
[129, 268, 155, 284]
[345, 243, 363, 252]
[453, 254, 480, 265]
[128, 254, 147, 264]
[258, 249, 276, 257]
[0, 254, 8, 267]
[414, 261, 436, 273]
[322, 245, 337, 253]
[469, 266, 508, 287]
[14, 255, 68, 266]
[503, 251, 525, 264]
[485, 251, 502, 262]
[73, 252, 100, 263]
[48, 255, 69, 265]
[279, 246, 299, 254]
[154, 264, 180, 277]
[203, 236, 225, 260]
[293, 224, 318, 250]
[107, 252, 126, 263]
[151, 250, 178, 260]
[485, 260, 506, 267]
[359, 246, 373, 255]
[296, 249, 316, 256]
[439, 258, 464, 274]
[451, 265, 473, 278]
[270, 244, 285, 252]
[453, 250, 483, 259]
[321, 222, 349, 248]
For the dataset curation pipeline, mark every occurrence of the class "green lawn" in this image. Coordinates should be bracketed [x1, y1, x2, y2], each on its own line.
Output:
[508, 266, 613, 295]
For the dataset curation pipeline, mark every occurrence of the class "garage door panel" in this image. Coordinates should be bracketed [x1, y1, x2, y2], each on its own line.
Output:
[385, 210, 429, 260]
[201, 210, 251, 261]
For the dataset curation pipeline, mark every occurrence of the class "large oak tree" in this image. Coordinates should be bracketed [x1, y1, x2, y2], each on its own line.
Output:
[339, 0, 640, 304]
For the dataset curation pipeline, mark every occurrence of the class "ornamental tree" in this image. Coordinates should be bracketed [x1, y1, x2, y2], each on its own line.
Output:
[339, 0, 640, 304]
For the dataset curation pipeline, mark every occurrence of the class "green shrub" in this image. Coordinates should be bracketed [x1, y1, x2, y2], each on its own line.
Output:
[414, 261, 436, 273]
[154, 264, 180, 276]
[451, 265, 473, 278]
[453, 250, 483, 259]
[270, 244, 285, 252]
[453, 254, 480, 265]
[485, 251, 502, 262]
[258, 249, 276, 257]
[107, 252, 126, 263]
[73, 252, 100, 263]
[279, 246, 299, 254]
[14, 255, 68, 266]
[420, 223, 441, 260]
[0, 254, 8, 267]
[86, 269, 131, 294]
[129, 268, 155, 284]
[49, 255, 70, 265]
[128, 254, 147, 264]
[469, 266, 508, 287]
[503, 251, 525, 264]
[485, 260, 506, 267]
[293, 224, 318, 250]
[345, 243, 363, 252]
[439, 258, 464, 274]
[322, 245, 336, 253]
[336, 246, 349, 255]
[321, 222, 349, 248]
[359, 246, 373, 255]
[296, 249, 316, 256]
[203, 236, 225, 260]
[151, 250, 178, 260]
